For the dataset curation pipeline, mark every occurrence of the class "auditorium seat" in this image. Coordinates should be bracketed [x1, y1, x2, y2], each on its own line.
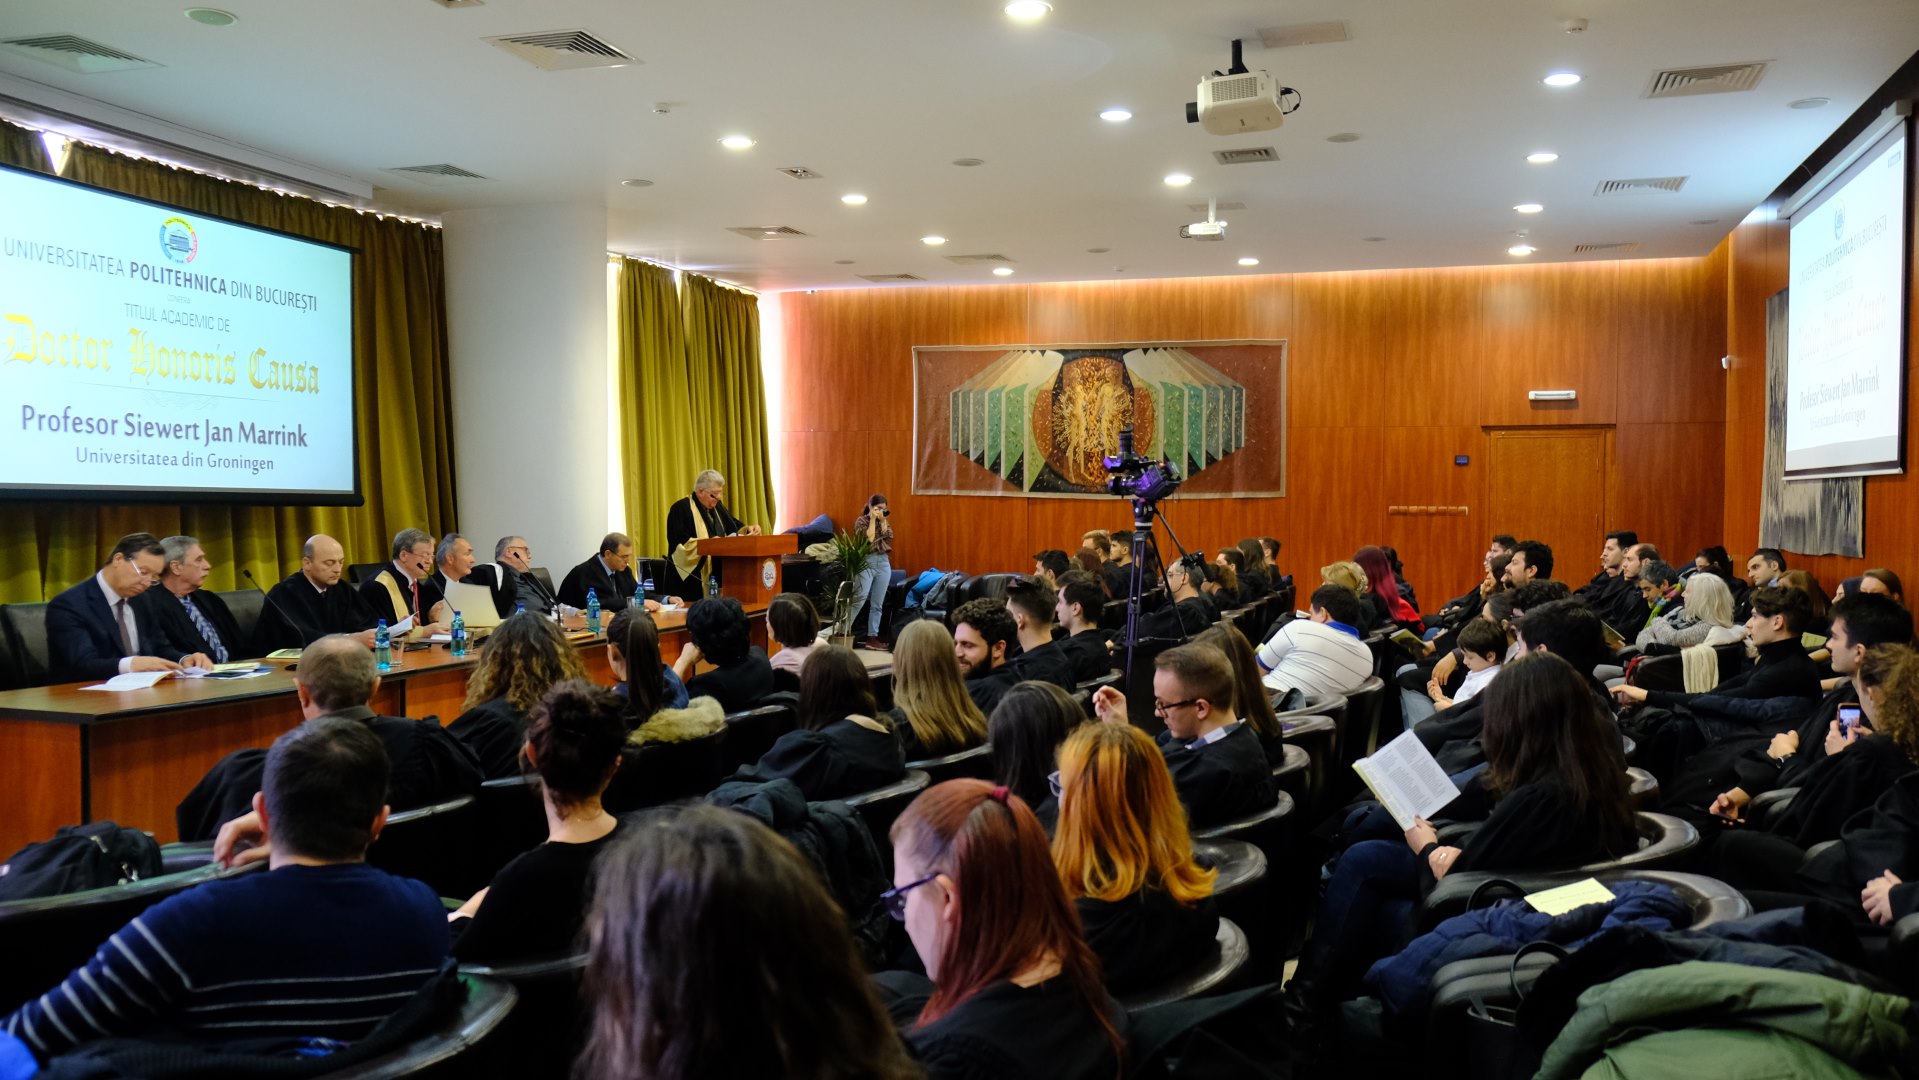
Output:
[1272, 742, 1311, 808]
[844, 770, 930, 870]
[906, 742, 994, 784]
[1116, 918, 1250, 1011]
[454, 953, 586, 1076]
[604, 728, 728, 813]
[961, 573, 1022, 605]
[720, 702, 797, 773]
[1194, 838, 1275, 978]
[530, 566, 556, 596]
[1746, 786, 1799, 830]
[1626, 766, 1660, 809]
[347, 561, 384, 586]
[473, 776, 548, 885]
[1277, 714, 1335, 818]
[1334, 677, 1389, 798]
[0, 602, 51, 688]
[325, 972, 519, 1079]
[363, 793, 483, 898]
[0, 606, 25, 691]
[214, 588, 264, 651]
[1193, 791, 1295, 869]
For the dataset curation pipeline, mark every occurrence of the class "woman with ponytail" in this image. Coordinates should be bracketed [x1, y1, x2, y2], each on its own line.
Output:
[883, 779, 1126, 1079]
[450, 679, 626, 963]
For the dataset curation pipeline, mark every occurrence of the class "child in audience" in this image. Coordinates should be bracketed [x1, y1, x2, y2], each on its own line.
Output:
[1426, 617, 1505, 712]
[735, 645, 903, 799]
[578, 804, 919, 1079]
[987, 681, 1086, 814]
[450, 612, 589, 778]
[881, 779, 1127, 1079]
[451, 679, 624, 963]
[606, 607, 688, 727]
[1053, 724, 1220, 993]
[889, 620, 989, 762]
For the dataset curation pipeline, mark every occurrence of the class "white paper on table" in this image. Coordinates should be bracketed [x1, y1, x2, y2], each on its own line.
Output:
[425, 633, 452, 643]
[1351, 729, 1462, 831]
[389, 614, 415, 635]
[81, 670, 173, 691]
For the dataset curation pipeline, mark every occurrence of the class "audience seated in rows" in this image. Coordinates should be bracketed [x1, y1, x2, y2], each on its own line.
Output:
[1004, 577, 1077, 691]
[736, 645, 904, 800]
[449, 612, 588, 778]
[888, 621, 989, 762]
[1780, 569, 1834, 638]
[176, 634, 482, 841]
[953, 598, 1021, 714]
[878, 780, 1127, 1080]
[766, 591, 823, 682]
[1614, 584, 1820, 711]
[1092, 643, 1278, 828]
[1052, 723, 1219, 995]
[1053, 571, 1116, 682]
[1356, 545, 1422, 633]
[1031, 549, 1072, 590]
[1071, 547, 1107, 586]
[1197, 623, 1288, 767]
[451, 679, 625, 964]
[606, 606, 690, 721]
[1234, 537, 1277, 601]
[1502, 539, 1555, 591]
[5, 716, 448, 1064]
[675, 596, 775, 713]
[987, 681, 1086, 818]
[1320, 560, 1374, 633]
[1101, 530, 1136, 598]
[578, 804, 920, 1078]
[1638, 564, 1743, 649]
[1256, 583, 1374, 699]
[1202, 557, 1242, 609]
[1135, 554, 1218, 640]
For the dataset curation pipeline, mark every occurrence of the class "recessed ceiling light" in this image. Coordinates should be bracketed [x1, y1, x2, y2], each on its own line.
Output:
[1788, 97, 1831, 110]
[1099, 108, 1132, 123]
[1526, 151, 1559, 164]
[1513, 203, 1544, 214]
[1237, 257, 1260, 266]
[719, 134, 756, 150]
[1542, 71, 1582, 87]
[921, 235, 947, 246]
[841, 193, 868, 205]
[1326, 132, 1361, 143]
[1508, 244, 1537, 256]
[185, 7, 237, 26]
[952, 158, 985, 167]
[1086, 247, 1110, 254]
[992, 266, 1016, 276]
[1004, 0, 1051, 22]
[619, 178, 654, 187]
[1163, 173, 1193, 187]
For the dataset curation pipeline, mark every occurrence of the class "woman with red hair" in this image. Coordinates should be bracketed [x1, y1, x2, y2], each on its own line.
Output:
[1355, 545, 1422, 633]
[884, 779, 1126, 1079]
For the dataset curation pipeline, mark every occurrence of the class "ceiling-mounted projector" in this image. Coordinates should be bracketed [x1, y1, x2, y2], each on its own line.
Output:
[1186, 39, 1300, 136]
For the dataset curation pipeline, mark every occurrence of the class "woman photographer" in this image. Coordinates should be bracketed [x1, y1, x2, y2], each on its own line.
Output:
[851, 494, 894, 652]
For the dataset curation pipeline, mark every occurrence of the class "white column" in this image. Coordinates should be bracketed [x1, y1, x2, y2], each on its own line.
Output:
[443, 202, 608, 574]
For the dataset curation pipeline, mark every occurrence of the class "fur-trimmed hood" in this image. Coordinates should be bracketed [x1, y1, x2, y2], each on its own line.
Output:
[630, 695, 727, 745]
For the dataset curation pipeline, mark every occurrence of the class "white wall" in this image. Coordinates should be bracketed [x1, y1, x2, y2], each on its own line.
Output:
[443, 203, 609, 574]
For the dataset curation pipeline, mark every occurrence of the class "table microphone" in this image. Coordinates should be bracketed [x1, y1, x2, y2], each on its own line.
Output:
[242, 567, 317, 646]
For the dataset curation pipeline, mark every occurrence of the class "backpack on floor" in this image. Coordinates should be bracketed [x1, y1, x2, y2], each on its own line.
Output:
[921, 571, 969, 613]
[0, 821, 164, 901]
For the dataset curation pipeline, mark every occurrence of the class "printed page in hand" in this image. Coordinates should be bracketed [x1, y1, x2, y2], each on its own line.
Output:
[1352, 730, 1461, 830]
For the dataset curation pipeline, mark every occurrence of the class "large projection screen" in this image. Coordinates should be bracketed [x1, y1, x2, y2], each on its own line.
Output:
[1784, 120, 1910, 479]
[0, 164, 359, 504]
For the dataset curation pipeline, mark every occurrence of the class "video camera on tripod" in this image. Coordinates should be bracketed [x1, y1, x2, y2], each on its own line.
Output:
[1101, 429, 1182, 503]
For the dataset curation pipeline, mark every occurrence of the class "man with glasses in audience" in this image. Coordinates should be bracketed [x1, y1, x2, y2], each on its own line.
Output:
[45, 532, 182, 681]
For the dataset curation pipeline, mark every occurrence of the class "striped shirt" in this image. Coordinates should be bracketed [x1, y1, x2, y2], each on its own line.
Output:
[1256, 619, 1373, 699]
[3, 862, 447, 1061]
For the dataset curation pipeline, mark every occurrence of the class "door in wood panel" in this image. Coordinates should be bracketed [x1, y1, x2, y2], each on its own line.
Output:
[1484, 428, 1610, 581]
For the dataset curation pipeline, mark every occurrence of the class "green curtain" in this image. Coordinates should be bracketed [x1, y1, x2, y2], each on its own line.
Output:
[0, 122, 455, 602]
[611, 261, 775, 559]
[681, 274, 775, 531]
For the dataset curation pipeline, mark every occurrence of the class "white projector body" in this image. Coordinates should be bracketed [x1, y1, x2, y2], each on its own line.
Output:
[1179, 220, 1227, 241]
[1196, 70, 1286, 135]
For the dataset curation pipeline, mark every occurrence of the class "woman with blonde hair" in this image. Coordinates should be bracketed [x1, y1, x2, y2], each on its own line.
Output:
[449, 612, 588, 778]
[1638, 570, 1742, 649]
[1320, 560, 1375, 632]
[1053, 723, 1219, 993]
[889, 620, 990, 761]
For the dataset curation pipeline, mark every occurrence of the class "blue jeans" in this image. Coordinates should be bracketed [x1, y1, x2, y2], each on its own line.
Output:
[1311, 838, 1423, 999]
[851, 553, 891, 637]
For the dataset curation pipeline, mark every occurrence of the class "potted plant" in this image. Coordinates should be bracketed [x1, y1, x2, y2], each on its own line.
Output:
[824, 529, 873, 648]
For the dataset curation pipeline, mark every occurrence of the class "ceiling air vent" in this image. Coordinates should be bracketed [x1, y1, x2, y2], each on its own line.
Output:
[1213, 147, 1278, 165]
[486, 30, 635, 71]
[1594, 176, 1688, 196]
[1571, 242, 1643, 255]
[777, 166, 824, 180]
[386, 163, 489, 184]
[858, 273, 924, 283]
[426, 0, 484, 8]
[1645, 62, 1767, 99]
[1186, 202, 1247, 213]
[727, 225, 810, 239]
[943, 253, 1014, 266]
[1257, 21, 1351, 48]
[0, 34, 160, 73]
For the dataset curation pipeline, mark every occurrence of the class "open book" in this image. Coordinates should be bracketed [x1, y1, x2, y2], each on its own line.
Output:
[1352, 730, 1462, 830]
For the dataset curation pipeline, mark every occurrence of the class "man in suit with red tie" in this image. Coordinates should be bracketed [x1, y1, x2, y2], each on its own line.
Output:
[358, 528, 450, 637]
[45, 532, 181, 682]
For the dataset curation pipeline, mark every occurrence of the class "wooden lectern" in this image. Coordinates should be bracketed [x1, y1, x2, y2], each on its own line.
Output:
[696, 534, 800, 606]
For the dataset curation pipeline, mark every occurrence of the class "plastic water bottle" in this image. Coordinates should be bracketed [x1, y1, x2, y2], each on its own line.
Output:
[374, 619, 391, 672]
[515, 601, 526, 617]
[585, 589, 601, 634]
[450, 611, 467, 658]
[708, 575, 721, 598]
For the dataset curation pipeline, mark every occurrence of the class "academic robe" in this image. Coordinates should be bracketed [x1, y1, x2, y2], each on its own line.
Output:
[1795, 771, 1919, 923]
[1008, 638, 1079, 691]
[251, 572, 378, 654]
[138, 586, 245, 665]
[1156, 722, 1277, 828]
[1136, 594, 1218, 641]
[430, 563, 520, 620]
[662, 494, 745, 599]
[557, 554, 640, 613]
[515, 568, 563, 616]
[1060, 629, 1116, 683]
[358, 565, 444, 628]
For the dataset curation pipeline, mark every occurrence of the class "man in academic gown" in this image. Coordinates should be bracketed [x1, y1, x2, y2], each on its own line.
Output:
[495, 534, 571, 617]
[662, 468, 762, 599]
[1136, 555, 1218, 642]
[429, 533, 520, 620]
[139, 535, 241, 667]
[358, 527, 450, 637]
[1004, 577, 1079, 691]
[1055, 571, 1117, 683]
[558, 532, 670, 614]
[251, 534, 379, 653]
[45, 532, 182, 682]
[175, 634, 483, 842]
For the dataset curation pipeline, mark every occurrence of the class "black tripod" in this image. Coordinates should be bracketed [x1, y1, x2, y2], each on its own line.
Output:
[1119, 496, 1205, 689]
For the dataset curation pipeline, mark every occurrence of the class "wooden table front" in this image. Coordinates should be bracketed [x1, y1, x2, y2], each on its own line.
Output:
[0, 606, 762, 853]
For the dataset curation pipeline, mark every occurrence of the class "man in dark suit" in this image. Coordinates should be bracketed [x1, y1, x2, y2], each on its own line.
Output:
[429, 533, 519, 620]
[45, 532, 181, 682]
[139, 535, 241, 667]
[558, 532, 671, 614]
[1054, 571, 1116, 683]
[358, 527, 450, 636]
[252, 535, 379, 653]
[495, 534, 571, 617]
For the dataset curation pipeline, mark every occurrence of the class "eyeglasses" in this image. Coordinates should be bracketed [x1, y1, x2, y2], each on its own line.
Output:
[1047, 770, 1063, 799]
[880, 874, 937, 921]
[1153, 698, 1202, 716]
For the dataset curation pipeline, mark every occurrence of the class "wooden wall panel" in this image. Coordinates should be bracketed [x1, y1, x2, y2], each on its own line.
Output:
[772, 252, 1728, 610]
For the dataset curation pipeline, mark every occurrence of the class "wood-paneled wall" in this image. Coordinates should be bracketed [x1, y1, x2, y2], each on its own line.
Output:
[772, 255, 1728, 604]
[1720, 142, 1919, 589]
